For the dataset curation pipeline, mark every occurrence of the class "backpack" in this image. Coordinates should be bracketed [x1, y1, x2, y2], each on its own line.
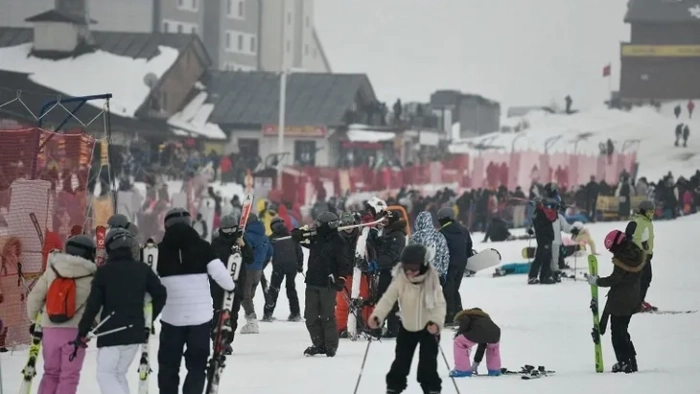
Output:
[45, 266, 91, 323]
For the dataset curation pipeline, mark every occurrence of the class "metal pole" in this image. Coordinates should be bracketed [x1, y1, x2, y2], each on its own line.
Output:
[277, 71, 287, 189]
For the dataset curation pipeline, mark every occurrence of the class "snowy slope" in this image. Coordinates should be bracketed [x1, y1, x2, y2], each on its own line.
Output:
[451, 106, 700, 182]
[2, 216, 698, 392]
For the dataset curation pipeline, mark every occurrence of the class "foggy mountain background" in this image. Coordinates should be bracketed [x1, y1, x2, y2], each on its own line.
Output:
[315, 0, 630, 109]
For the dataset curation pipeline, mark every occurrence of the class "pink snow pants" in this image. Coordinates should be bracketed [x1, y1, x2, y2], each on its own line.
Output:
[38, 327, 86, 394]
[453, 335, 501, 372]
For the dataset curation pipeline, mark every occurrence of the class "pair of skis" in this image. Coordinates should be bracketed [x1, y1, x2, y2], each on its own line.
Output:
[138, 239, 159, 394]
[206, 193, 253, 394]
[588, 255, 604, 373]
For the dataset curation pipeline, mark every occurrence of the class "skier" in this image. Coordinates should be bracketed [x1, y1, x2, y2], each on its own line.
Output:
[526, 186, 560, 284]
[571, 221, 598, 255]
[551, 211, 573, 281]
[625, 200, 655, 312]
[449, 308, 502, 377]
[408, 211, 449, 283]
[210, 213, 254, 355]
[26, 235, 97, 394]
[239, 213, 273, 334]
[368, 244, 446, 394]
[335, 212, 362, 336]
[107, 213, 140, 260]
[367, 209, 407, 337]
[75, 228, 167, 394]
[587, 228, 646, 373]
[292, 211, 351, 357]
[156, 208, 235, 394]
[436, 207, 473, 325]
[262, 217, 303, 322]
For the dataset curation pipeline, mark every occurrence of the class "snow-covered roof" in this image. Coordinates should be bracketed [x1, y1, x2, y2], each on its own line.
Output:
[0, 43, 179, 118]
[167, 92, 227, 140]
[347, 128, 395, 142]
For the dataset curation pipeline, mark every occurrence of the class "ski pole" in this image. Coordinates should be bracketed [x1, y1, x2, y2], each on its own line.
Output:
[436, 337, 461, 394]
[352, 336, 373, 394]
[274, 218, 385, 241]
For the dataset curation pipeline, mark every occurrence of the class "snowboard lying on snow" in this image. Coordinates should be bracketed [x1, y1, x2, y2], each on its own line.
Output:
[466, 248, 501, 272]
[522, 244, 582, 259]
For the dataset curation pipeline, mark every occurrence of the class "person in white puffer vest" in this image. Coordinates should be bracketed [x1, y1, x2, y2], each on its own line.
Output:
[156, 208, 234, 394]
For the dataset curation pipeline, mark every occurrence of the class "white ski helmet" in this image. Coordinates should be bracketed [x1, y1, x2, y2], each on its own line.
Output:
[572, 221, 584, 231]
[365, 197, 388, 217]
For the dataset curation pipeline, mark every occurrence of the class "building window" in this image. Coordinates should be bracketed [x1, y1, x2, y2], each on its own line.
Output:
[177, 0, 198, 11]
[250, 36, 256, 53]
[227, 0, 244, 19]
[226, 0, 232, 15]
[178, 0, 184, 7]
[237, 34, 243, 51]
[162, 21, 169, 32]
[226, 32, 232, 50]
[177, 24, 183, 33]
[238, 0, 244, 17]
[295, 140, 316, 166]
[226, 30, 256, 55]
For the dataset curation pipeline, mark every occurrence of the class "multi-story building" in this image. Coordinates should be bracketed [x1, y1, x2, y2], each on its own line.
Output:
[0, 0, 331, 72]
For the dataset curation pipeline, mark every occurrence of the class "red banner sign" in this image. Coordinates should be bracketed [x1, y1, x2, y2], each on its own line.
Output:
[262, 125, 327, 138]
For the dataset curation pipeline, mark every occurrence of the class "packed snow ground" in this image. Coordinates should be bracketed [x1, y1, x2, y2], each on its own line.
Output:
[2, 216, 698, 393]
[451, 106, 700, 182]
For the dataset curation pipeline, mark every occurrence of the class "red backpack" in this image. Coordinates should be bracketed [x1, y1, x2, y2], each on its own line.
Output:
[45, 266, 91, 323]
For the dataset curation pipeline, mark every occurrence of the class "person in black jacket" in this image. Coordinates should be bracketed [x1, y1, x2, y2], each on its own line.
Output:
[156, 208, 235, 394]
[76, 228, 167, 394]
[367, 210, 407, 338]
[526, 198, 559, 285]
[262, 217, 304, 322]
[292, 211, 351, 357]
[210, 213, 254, 355]
[437, 207, 473, 325]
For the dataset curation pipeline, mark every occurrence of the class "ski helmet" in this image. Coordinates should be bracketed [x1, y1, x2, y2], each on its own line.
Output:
[64, 235, 97, 262]
[219, 214, 240, 234]
[604, 229, 626, 251]
[315, 211, 339, 235]
[104, 228, 137, 254]
[339, 212, 355, 226]
[164, 208, 191, 229]
[638, 199, 654, 218]
[107, 214, 130, 229]
[365, 197, 387, 218]
[437, 207, 456, 221]
[401, 244, 430, 275]
[271, 217, 286, 233]
[572, 221, 584, 231]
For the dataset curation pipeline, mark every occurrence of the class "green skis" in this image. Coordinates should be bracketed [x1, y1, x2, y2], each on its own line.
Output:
[588, 255, 604, 373]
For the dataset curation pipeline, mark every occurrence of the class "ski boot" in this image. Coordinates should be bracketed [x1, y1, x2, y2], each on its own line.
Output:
[612, 360, 634, 373]
[527, 277, 539, 285]
[303, 345, 326, 356]
[339, 329, 349, 338]
[488, 369, 501, 376]
[539, 276, 557, 285]
[240, 313, 260, 334]
[288, 313, 302, 322]
[326, 347, 337, 357]
[261, 313, 275, 322]
[449, 369, 472, 378]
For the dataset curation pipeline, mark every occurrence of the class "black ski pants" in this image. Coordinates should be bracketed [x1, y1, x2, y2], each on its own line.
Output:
[158, 320, 211, 394]
[264, 269, 300, 316]
[376, 270, 400, 336]
[640, 256, 653, 303]
[386, 326, 441, 393]
[443, 264, 466, 324]
[610, 314, 636, 363]
[304, 285, 339, 351]
[528, 242, 552, 280]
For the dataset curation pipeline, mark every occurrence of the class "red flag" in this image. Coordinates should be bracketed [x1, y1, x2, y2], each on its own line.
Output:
[602, 64, 611, 77]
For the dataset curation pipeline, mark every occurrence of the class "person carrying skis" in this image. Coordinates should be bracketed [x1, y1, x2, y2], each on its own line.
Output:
[292, 211, 351, 357]
[449, 308, 502, 377]
[239, 213, 273, 334]
[210, 213, 254, 355]
[262, 217, 303, 322]
[526, 195, 559, 285]
[587, 227, 646, 373]
[625, 200, 655, 312]
[408, 211, 449, 283]
[107, 214, 140, 260]
[571, 221, 598, 255]
[367, 210, 407, 338]
[75, 228, 167, 394]
[436, 207, 473, 326]
[26, 235, 97, 394]
[368, 244, 446, 394]
[156, 208, 234, 394]
[335, 212, 361, 337]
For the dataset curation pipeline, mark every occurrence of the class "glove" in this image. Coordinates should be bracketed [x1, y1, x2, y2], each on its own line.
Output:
[367, 261, 379, 274]
[328, 274, 346, 291]
[471, 361, 480, 375]
[570, 228, 580, 236]
[368, 228, 379, 240]
[29, 323, 35, 335]
[291, 228, 304, 243]
[68, 335, 89, 362]
[526, 228, 534, 236]
[587, 275, 598, 286]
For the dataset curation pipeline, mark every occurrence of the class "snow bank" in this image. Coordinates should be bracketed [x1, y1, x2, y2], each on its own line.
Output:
[0, 43, 180, 117]
[167, 92, 227, 140]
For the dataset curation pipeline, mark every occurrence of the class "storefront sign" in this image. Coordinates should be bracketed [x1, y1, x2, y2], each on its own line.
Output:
[621, 45, 700, 57]
[262, 125, 327, 138]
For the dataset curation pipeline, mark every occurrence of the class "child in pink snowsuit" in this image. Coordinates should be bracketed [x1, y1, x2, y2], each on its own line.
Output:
[449, 308, 502, 377]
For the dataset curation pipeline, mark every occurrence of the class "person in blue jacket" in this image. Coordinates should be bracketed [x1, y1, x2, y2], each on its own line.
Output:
[240, 213, 273, 334]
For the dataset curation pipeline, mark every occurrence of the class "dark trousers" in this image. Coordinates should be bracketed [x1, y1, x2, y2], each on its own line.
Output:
[386, 326, 441, 393]
[264, 269, 300, 316]
[443, 265, 465, 323]
[158, 320, 211, 394]
[640, 259, 652, 303]
[304, 285, 339, 351]
[528, 243, 552, 280]
[377, 270, 400, 336]
[610, 315, 636, 363]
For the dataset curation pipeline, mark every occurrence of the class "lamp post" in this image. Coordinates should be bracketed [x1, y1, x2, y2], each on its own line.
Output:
[276, 0, 288, 189]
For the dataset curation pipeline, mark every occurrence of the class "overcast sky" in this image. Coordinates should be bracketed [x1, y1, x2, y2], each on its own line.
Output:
[315, 0, 630, 110]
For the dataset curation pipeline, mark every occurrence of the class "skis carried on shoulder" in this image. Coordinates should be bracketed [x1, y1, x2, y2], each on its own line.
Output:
[588, 255, 604, 373]
[206, 193, 253, 394]
[18, 313, 43, 394]
[138, 239, 159, 394]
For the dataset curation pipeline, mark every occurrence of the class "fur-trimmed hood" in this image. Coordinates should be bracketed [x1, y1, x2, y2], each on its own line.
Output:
[47, 252, 96, 278]
[612, 241, 646, 273]
[454, 307, 490, 322]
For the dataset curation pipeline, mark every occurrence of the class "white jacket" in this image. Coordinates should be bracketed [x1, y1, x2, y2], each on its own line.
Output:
[552, 214, 572, 244]
[370, 263, 446, 332]
[27, 253, 96, 328]
[159, 259, 234, 326]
